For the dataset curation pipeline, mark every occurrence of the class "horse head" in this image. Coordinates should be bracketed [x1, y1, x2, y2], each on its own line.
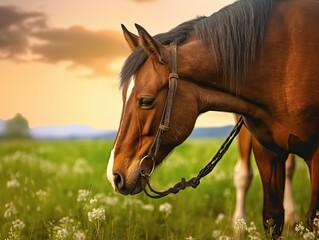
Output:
[107, 24, 200, 195]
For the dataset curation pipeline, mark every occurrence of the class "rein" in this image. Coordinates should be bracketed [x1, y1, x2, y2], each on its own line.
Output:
[139, 42, 244, 199]
[142, 117, 243, 198]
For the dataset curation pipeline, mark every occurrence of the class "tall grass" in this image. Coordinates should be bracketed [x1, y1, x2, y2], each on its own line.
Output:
[0, 139, 314, 239]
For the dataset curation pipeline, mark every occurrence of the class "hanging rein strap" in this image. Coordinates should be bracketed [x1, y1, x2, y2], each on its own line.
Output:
[142, 117, 243, 198]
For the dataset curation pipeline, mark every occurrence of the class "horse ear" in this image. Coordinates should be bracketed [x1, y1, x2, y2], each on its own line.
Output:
[121, 24, 139, 51]
[135, 24, 169, 64]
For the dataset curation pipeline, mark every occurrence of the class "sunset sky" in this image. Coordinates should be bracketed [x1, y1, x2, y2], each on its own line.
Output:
[1, 0, 236, 130]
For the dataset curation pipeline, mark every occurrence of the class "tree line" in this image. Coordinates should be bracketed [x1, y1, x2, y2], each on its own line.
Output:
[1, 113, 31, 139]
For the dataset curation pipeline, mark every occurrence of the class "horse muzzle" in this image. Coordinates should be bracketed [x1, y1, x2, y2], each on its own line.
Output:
[107, 155, 155, 195]
[112, 171, 144, 195]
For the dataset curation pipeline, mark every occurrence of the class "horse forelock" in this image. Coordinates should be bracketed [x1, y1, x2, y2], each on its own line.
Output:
[120, 0, 278, 93]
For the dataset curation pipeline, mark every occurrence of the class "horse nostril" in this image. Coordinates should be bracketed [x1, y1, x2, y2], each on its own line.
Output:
[113, 172, 124, 190]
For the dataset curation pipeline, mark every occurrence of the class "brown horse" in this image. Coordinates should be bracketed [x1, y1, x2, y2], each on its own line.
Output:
[107, 0, 319, 237]
[233, 115, 298, 234]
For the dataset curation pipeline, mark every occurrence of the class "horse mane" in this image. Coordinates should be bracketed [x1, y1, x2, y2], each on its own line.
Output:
[120, 0, 278, 92]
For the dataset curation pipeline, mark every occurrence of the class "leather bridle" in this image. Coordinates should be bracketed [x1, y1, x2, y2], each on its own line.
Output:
[139, 42, 178, 177]
[138, 41, 244, 198]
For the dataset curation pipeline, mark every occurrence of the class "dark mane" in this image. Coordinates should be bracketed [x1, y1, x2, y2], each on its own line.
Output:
[120, 0, 278, 92]
[195, 0, 277, 93]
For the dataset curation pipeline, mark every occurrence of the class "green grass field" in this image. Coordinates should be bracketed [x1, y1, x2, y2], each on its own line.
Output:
[0, 139, 315, 239]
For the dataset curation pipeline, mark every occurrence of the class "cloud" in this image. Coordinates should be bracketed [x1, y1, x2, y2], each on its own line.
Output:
[0, 5, 46, 59]
[0, 5, 130, 76]
[31, 26, 129, 76]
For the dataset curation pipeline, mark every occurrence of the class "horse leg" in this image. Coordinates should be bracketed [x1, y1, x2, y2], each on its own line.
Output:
[252, 138, 286, 239]
[306, 146, 319, 230]
[232, 122, 253, 239]
[233, 124, 253, 223]
[283, 154, 298, 228]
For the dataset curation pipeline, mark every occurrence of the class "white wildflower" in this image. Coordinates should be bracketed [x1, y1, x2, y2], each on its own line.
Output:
[247, 221, 257, 233]
[303, 231, 315, 240]
[48, 217, 83, 240]
[89, 198, 97, 205]
[313, 213, 319, 229]
[55, 227, 69, 240]
[141, 204, 155, 212]
[73, 230, 86, 240]
[4, 202, 17, 218]
[159, 202, 172, 217]
[212, 229, 221, 239]
[36, 189, 48, 201]
[88, 208, 105, 223]
[5, 219, 25, 240]
[59, 216, 74, 226]
[218, 236, 232, 240]
[185, 235, 194, 240]
[234, 218, 247, 231]
[77, 189, 90, 202]
[7, 178, 20, 188]
[247, 221, 260, 240]
[294, 221, 317, 240]
[4, 230, 18, 240]
[248, 235, 261, 240]
[12, 219, 25, 231]
[215, 213, 225, 224]
[295, 222, 305, 233]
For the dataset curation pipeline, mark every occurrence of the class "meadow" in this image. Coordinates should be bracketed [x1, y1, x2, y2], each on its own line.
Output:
[0, 139, 316, 239]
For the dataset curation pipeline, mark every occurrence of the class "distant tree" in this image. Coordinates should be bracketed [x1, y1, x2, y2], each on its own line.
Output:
[3, 113, 31, 139]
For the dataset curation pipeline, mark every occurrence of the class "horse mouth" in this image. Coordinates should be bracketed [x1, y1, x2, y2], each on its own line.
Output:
[129, 177, 145, 195]
[115, 175, 145, 196]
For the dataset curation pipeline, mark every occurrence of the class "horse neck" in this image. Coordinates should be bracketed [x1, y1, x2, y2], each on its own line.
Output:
[178, 38, 219, 87]
[177, 38, 271, 125]
[178, 37, 239, 94]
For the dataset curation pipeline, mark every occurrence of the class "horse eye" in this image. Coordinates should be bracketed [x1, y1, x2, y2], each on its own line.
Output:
[139, 98, 155, 108]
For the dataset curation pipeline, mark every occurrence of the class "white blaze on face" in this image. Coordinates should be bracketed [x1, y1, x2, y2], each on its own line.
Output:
[106, 77, 135, 190]
[126, 77, 135, 104]
[107, 148, 116, 190]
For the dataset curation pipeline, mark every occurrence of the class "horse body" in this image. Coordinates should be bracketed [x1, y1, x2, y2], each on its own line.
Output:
[107, 0, 319, 237]
[180, 1, 319, 154]
[242, 1, 319, 155]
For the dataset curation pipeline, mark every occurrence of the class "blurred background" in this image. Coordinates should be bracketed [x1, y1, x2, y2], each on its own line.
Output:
[1, 0, 235, 140]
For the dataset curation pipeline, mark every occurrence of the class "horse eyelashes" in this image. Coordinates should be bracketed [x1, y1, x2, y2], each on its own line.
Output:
[139, 98, 155, 108]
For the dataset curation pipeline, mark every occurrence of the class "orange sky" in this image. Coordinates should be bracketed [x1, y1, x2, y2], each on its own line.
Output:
[1, 0, 235, 130]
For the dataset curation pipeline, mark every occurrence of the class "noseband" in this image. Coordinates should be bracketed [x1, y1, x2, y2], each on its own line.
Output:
[139, 42, 244, 198]
[139, 42, 178, 177]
